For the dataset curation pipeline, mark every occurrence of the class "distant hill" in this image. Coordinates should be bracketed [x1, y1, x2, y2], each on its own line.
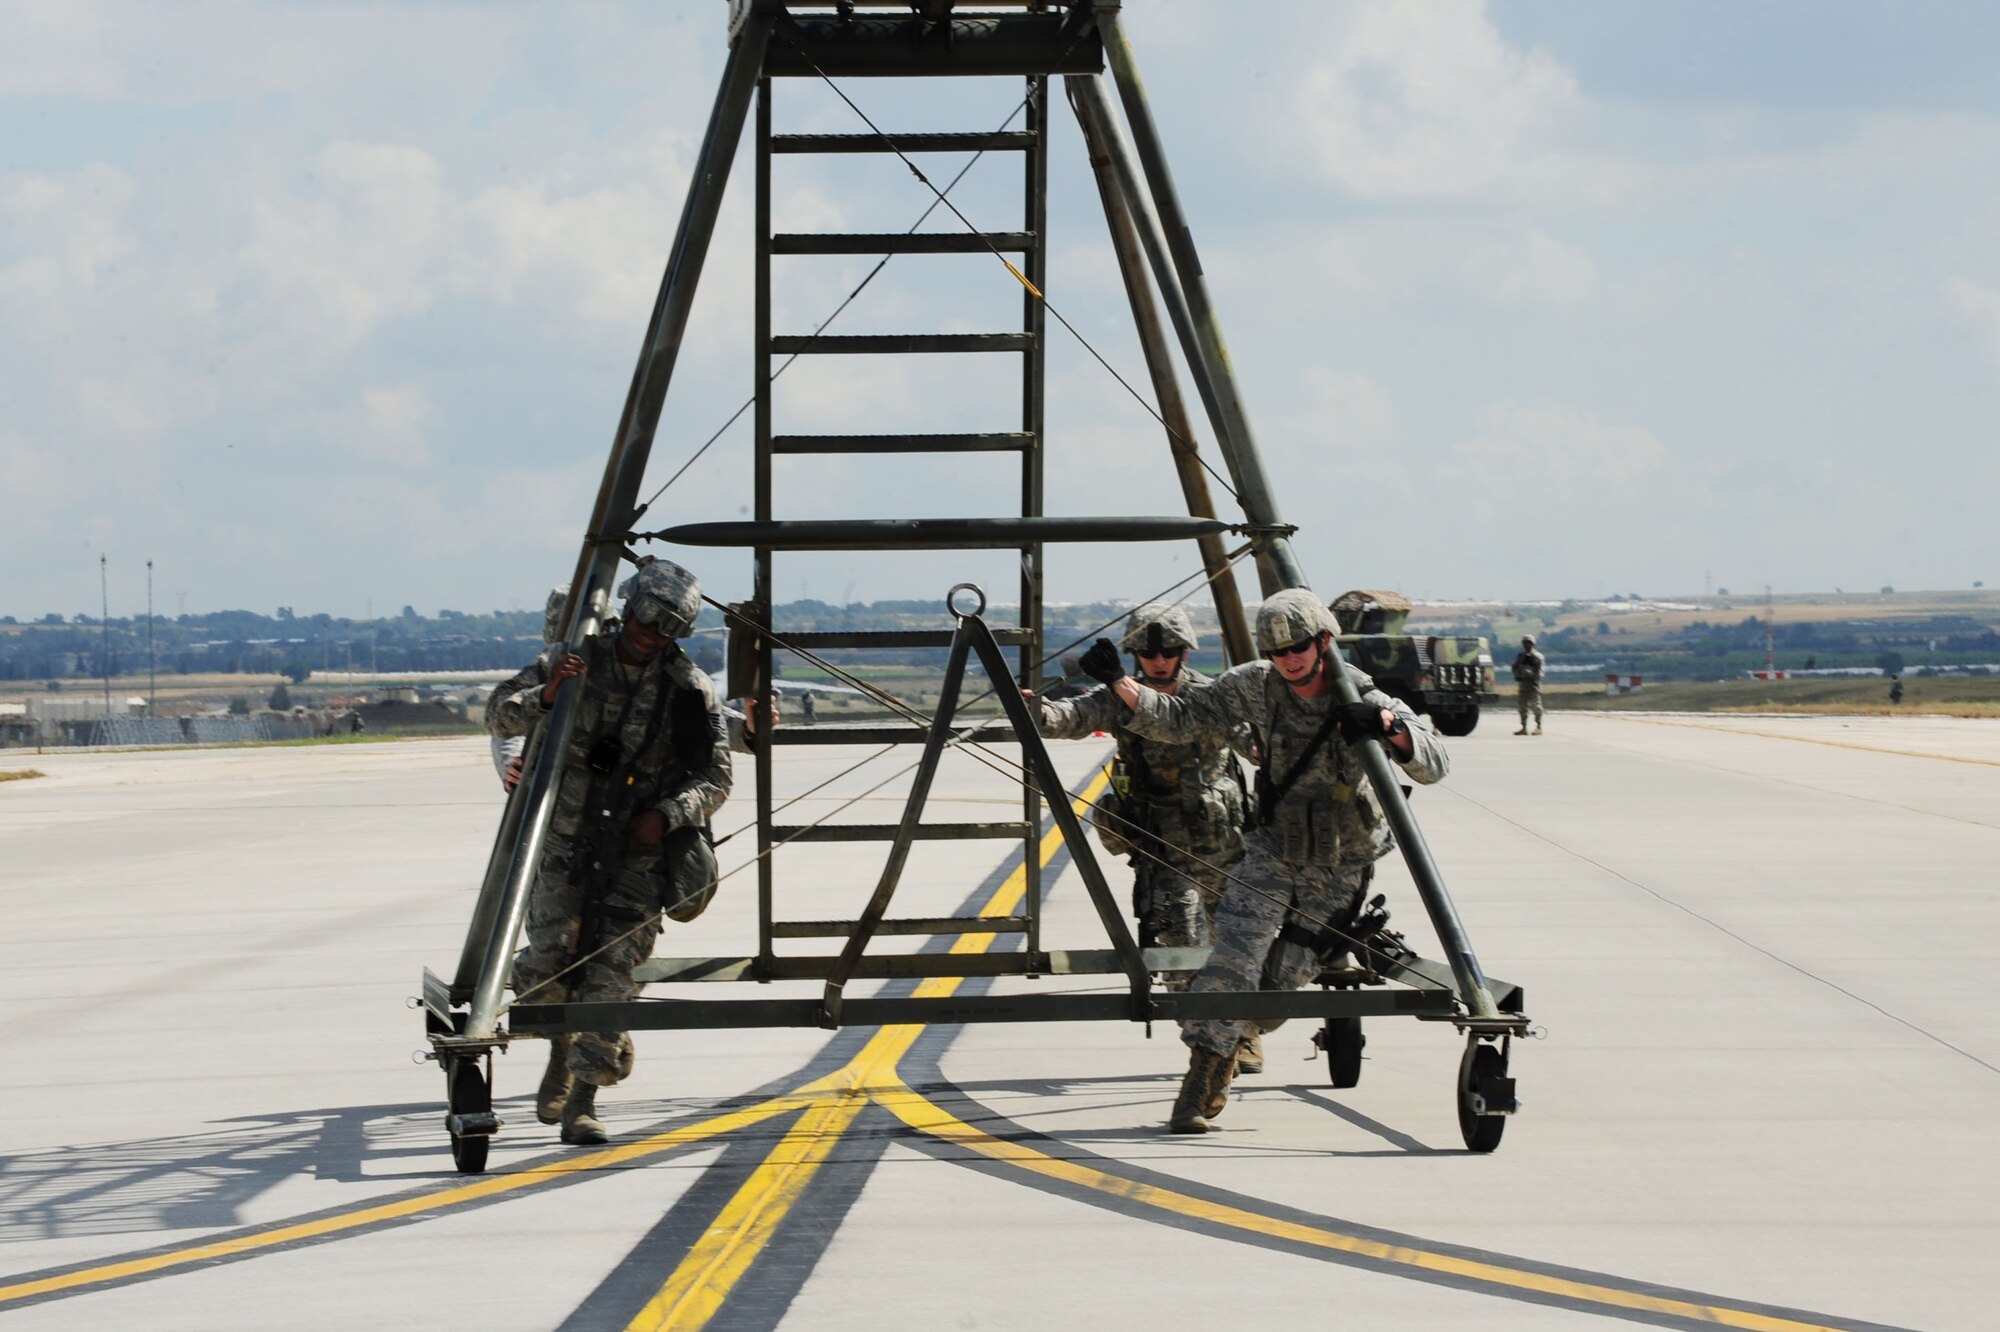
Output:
[5, 588, 1993, 687]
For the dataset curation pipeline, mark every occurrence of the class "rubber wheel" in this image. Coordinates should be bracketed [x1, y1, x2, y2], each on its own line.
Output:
[1433, 708, 1479, 737]
[447, 1057, 491, 1175]
[1324, 1016, 1364, 1089]
[1457, 1042, 1507, 1154]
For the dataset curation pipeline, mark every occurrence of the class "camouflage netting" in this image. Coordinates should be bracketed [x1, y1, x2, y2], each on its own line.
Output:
[1329, 588, 1413, 635]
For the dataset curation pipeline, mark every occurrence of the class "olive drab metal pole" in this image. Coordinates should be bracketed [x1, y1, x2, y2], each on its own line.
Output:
[1092, 7, 1500, 1020]
[461, 12, 776, 1040]
[1070, 78, 1251, 665]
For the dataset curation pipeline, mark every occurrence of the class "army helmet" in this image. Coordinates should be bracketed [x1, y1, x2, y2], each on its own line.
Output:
[542, 583, 572, 643]
[1521, 635, 1536, 648]
[1255, 588, 1338, 654]
[1119, 601, 1198, 656]
[618, 560, 701, 637]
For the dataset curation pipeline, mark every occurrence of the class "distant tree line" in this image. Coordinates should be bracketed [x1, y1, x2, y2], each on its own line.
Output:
[0, 606, 558, 682]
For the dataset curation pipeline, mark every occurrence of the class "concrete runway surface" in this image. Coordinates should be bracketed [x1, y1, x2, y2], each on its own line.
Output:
[1, 713, 1995, 1330]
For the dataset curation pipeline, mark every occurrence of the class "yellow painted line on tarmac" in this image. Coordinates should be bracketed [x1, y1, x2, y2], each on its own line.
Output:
[873, 1087, 1850, 1332]
[627, 766, 1112, 1330]
[625, 1092, 871, 1332]
[1601, 713, 2000, 768]
[0, 1095, 810, 1308]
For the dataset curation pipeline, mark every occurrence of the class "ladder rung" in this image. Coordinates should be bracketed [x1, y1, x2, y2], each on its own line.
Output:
[781, 628, 1032, 648]
[770, 131, 1037, 155]
[771, 821, 1033, 844]
[645, 515, 1231, 550]
[632, 947, 1203, 986]
[640, 954, 1046, 983]
[771, 916, 1031, 939]
[772, 231, 1034, 256]
[768, 333, 1032, 354]
[771, 723, 1019, 746]
[771, 432, 1034, 455]
[765, 13, 1102, 80]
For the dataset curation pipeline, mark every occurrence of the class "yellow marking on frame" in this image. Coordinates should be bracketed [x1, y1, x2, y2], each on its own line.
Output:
[1003, 259, 1044, 300]
[874, 1089, 1850, 1332]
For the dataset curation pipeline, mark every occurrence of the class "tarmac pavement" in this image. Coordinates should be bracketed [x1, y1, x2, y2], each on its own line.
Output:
[1, 712, 1996, 1330]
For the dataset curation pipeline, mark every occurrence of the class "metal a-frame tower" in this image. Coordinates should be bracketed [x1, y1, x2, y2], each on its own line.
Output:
[422, 0, 1528, 1174]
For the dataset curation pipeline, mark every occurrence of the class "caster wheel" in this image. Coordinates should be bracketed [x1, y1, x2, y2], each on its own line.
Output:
[446, 1057, 494, 1175]
[1456, 1040, 1512, 1154]
[1323, 1016, 1364, 1089]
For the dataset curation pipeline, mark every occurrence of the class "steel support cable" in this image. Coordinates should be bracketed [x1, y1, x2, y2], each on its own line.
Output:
[632, 88, 1040, 516]
[506, 550, 1262, 1009]
[513, 740, 1426, 1017]
[516, 554, 1433, 1015]
[773, 28, 1247, 511]
[700, 558, 1419, 979]
[704, 542, 1257, 844]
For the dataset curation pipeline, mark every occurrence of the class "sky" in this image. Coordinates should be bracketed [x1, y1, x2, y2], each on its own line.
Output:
[4, 0, 1999, 621]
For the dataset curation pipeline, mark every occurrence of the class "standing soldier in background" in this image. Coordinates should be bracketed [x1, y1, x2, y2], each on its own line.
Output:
[1036, 603, 1253, 1054]
[491, 584, 572, 784]
[486, 560, 732, 1146]
[1065, 589, 1448, 1133]
[1512, 635, 1547, 735]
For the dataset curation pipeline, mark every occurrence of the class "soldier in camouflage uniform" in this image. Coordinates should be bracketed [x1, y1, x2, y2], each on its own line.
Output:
[1512, 635, 1546, 735]
[486, 560, 732, 1145]
[495, 583, 765, 791]
[1036, 602, 1250, 1005]
[1073, 588, 1448, 1132]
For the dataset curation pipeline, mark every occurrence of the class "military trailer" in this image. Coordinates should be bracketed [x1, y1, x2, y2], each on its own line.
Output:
[1330, 590, 1497, 737]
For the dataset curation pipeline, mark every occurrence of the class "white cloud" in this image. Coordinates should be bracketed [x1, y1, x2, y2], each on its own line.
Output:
[1462, 229, 1599, 306]
[358, 387, 437, 465]
[0, 163, 135, 290]
[1433, 403, 1678, 525]
[0, 2, 122, 97]
[1946, 277, 2000, 373]
[1293, 0, 1583, 201]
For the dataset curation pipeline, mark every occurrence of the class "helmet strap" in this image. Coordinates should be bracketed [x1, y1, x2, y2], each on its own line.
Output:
[1291, 633, 1329, 691]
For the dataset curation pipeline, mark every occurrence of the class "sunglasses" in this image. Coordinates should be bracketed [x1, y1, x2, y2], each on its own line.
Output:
[1133, 648, 1183, 661]
[1264, 637, 1317, 660]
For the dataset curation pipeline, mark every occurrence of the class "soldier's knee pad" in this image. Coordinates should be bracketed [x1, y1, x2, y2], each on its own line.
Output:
[658, 825, 720, 923]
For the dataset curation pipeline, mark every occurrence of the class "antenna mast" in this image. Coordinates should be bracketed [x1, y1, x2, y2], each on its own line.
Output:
[147, 559, 157, 718]
[100, 555, 112, 718]
[1764, 585, 1775, 675]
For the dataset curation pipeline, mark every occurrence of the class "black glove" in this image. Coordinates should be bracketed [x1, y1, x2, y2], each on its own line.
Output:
[1078, 638, 1127, 687]
[1334, 700, 1390, 743]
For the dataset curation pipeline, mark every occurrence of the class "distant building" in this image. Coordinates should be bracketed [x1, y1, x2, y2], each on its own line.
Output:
[25, 697, 146, 721]
[1604, 674, 1644, 695]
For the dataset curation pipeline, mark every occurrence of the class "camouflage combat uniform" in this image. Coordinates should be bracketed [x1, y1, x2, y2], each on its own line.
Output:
[1039, 667, 1249, 957]
[487, 635, 732, 1086]
[492, 582, 751, 782]
[1125, 658, 1447, 1058]
[1512, 642, 1546, 731]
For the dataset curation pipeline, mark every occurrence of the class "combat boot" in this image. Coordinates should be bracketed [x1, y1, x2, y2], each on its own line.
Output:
[535, 1036, 573, 1125]
[1235, 1030, 1265, 1076]
[1201, 1047, 1236, 1119]
[1168, 1048, 1236, 1133]
[560, 1081, 609, 1146]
